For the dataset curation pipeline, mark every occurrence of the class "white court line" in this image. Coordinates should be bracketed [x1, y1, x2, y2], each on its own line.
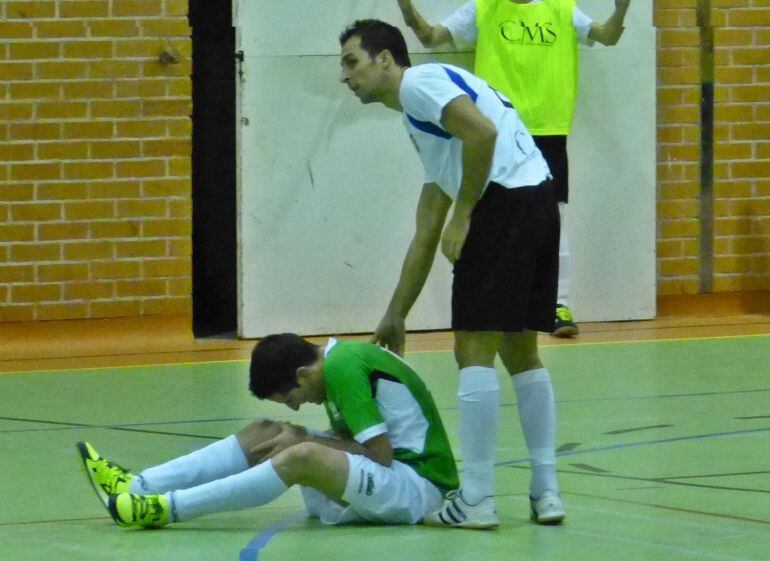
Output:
[561, 500, 770, 538]
[562, 526, 764, 561]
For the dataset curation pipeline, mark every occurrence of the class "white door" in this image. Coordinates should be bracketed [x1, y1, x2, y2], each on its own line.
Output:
[235, 0, 656, 338]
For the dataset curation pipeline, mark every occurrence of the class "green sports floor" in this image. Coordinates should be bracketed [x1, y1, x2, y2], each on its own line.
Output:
[1, 335, 768, 561]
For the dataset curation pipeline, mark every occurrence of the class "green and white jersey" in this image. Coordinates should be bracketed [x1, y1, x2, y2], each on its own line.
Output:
[322, 339, 459, 492]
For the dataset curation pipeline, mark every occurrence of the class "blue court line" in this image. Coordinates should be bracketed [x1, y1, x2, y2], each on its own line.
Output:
[239, 511, 306, 561]
[3, 386, 767, 436]
[496, 426, 770, 467]
[439, 387, 770, 411]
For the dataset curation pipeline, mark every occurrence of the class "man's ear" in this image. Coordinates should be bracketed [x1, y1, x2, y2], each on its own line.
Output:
[378, 49, 392, 66]
[295, 365, 312, 385]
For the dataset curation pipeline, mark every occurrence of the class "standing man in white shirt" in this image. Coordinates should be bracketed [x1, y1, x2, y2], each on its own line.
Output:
[340, 19, 565, 528]
[396, 0, 631, 337]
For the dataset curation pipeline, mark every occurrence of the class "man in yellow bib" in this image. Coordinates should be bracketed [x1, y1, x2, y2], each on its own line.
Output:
[397, 0, 630, 338]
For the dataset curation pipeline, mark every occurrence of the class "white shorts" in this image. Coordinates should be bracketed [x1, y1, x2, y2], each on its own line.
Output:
[300, 452, 444, 525]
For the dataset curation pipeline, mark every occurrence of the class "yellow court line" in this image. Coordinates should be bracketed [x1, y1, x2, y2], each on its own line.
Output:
[0, 358, 251, 376]
[403, 331, 770, 352]
[1, 332, 768, 376]
[538, 331, 770, 350]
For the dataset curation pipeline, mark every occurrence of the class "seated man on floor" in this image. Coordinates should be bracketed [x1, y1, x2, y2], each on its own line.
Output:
[77, 333, 464, 528]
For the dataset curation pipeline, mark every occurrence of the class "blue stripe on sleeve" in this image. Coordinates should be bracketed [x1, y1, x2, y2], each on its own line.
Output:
[406, 114, 452, 139]
[441, 66, 478, 102]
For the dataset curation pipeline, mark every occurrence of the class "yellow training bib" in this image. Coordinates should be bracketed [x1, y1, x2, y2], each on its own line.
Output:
[475, 0, 579, 135]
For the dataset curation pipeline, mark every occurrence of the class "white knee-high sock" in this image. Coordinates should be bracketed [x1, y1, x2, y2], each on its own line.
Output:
[513, 368, 559, 498]
[557, 202, 570, 307]
[457, 366, 500, 504]
[170, 459, 288, 522]
[132, 435, 250, 494]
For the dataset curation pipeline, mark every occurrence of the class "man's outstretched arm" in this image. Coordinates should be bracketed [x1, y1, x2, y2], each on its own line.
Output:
[396, 0, 454, 48]
[588, 0, 631, 46]
[371, 182, 452, 356]
[240, 420, 394, 467]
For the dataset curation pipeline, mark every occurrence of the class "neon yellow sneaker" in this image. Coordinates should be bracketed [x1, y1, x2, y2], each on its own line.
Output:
[108, 493, 170, 528]
[76, 441, 134, 508]
[552, 304, 579, 338]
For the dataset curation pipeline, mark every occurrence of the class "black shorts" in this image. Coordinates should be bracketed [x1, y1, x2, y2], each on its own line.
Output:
[451, 181, 559, 333]
[533, 135, 568, 203]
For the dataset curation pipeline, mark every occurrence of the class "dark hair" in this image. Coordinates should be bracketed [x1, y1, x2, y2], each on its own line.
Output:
[339, 19, 411, 68]
[249, 333, 319, 399]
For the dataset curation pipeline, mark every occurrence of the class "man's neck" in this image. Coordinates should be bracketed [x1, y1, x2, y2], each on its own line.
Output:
[381, 66, 407, 112]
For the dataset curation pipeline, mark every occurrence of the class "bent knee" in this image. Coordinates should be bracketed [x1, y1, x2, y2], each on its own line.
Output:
[279, 441, 325, 464]
[238, 419, 281, 441]
[272, 442, 329, 484]
[237, 419, 284, 464]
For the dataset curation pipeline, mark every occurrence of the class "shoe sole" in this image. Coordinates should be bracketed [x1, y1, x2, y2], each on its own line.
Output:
[422, 516, 499, 530]
[531, 512, 566, 525]
[76, 441, 110, 510]
[551, 325, 578, 338]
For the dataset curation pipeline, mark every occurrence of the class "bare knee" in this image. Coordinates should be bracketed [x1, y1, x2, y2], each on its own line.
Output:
[499, 332, 542, 375]
[271, 441, 324, 486]
[237, 419, 283, 466]
[506, 351, 542, 375]
[454, 331, 501, 368]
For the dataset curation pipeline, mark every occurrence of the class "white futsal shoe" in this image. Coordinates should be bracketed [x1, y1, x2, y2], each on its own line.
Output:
[423, 490, 499, 529]
[529, 490, 566, 525]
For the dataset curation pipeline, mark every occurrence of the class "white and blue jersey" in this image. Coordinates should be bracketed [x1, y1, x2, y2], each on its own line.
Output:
[399, 63, 550, 200]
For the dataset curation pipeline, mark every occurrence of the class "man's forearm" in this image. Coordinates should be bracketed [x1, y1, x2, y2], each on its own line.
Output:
[605, 4, 629, 34]
[594, 3, 629, 45]
[306, 433, 393, 466]
[385, 235, 440, 318]
[398, 0, 425, 28]
[454, 134, 495, 218]
[305, 432, 367, 456]
[397, 0, 438, 47]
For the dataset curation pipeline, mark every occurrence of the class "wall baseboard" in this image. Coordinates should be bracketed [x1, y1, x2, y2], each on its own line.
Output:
[658, 292, 770, 317]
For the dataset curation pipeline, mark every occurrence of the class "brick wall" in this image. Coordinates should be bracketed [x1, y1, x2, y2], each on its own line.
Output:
[712, 1, 770, 291]
[655, 1, 701, 295]
[655, 0, 770, 295]
[0, 0, 192, 321]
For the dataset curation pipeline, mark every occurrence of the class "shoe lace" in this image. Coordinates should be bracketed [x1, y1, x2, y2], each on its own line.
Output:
[96, 458, 131, 492]
[131, 495, 163, 524]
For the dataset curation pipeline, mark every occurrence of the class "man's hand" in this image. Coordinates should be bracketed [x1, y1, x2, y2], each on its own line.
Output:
[589, 0, 630, 45]
[440, 213, 471, 264]
[247, 422, 307, 461]
[370, 313, 406, 356]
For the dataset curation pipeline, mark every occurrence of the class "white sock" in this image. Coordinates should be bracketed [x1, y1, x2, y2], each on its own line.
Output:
[557, 202, 570, 307]
[513, 368, 559, 498]
[167, 460, 288, 522]
[170, 459, 288, 522]
[457, 366, 500, 504]
[132, 435, 249, 494]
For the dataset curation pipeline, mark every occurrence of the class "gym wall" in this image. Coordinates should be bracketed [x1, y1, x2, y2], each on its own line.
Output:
[0, 0, 192, 322]
[0, 1, 768, 327]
